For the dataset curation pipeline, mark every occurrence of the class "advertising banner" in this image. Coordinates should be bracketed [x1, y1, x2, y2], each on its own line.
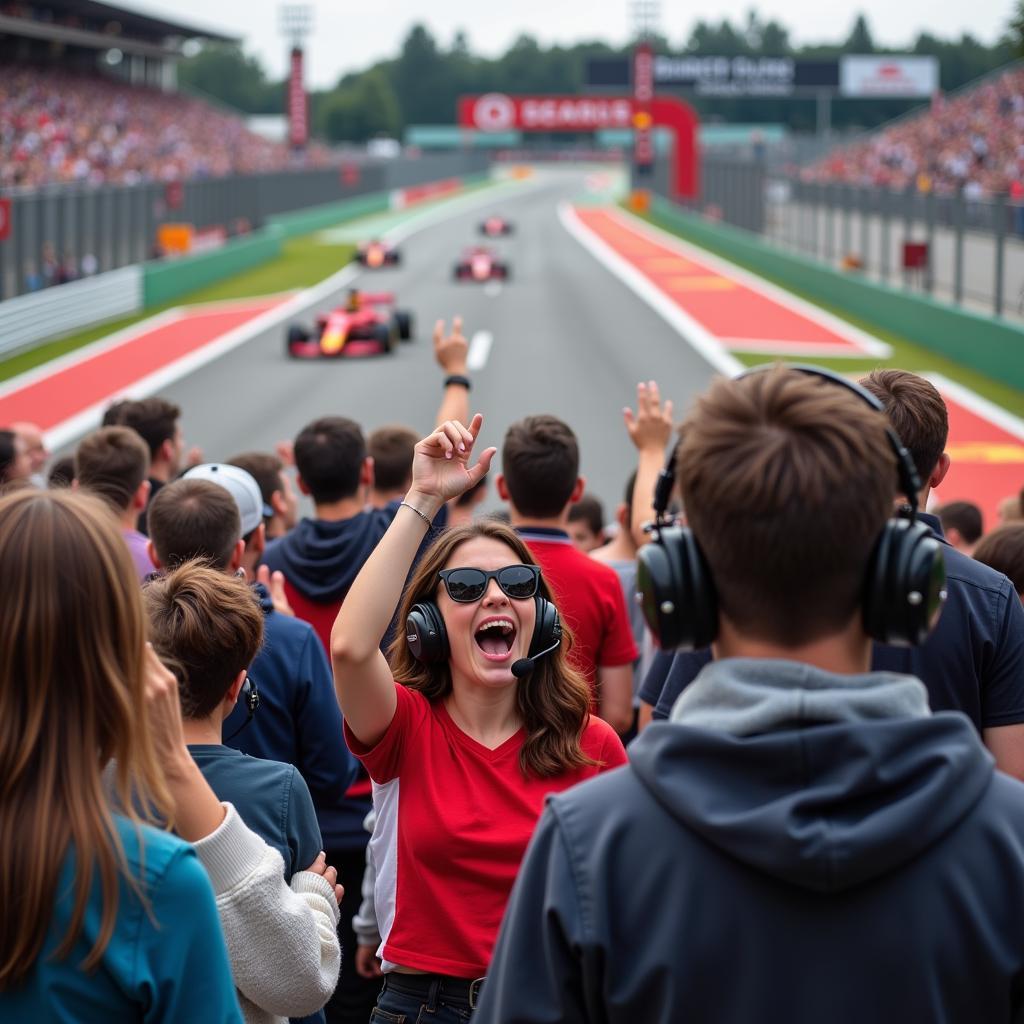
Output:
[839, 55, 940, 98]
[288, 47, 308, 148]
[633, 43, 654, 169]
[0, 198, 11, 242]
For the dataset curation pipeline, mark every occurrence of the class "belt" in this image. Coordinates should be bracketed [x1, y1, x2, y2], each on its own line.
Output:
[384, 972, 486, 1010]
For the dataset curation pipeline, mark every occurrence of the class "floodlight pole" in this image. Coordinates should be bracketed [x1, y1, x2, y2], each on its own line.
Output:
[280, 4, 313, 151]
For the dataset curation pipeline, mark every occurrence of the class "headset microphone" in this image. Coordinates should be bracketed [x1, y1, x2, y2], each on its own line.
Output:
[511, 633, 562, 679]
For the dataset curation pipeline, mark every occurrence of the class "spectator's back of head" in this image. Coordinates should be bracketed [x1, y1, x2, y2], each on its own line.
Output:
[568, 493, 605, 552]
[47, 455, 75, 489]
[227, 451, 296, 538]
[368, 425, 419, 496]
[974, 525, 1024, 597]
[0, 429, 31, 488]
[501, 415, 580, 518]
[293, 416, 366, 505]
[75, 427, 149, 514]
[119, 397, 181, 465]
[860, 370, 948, 484]
[145, 562, 263, 720]
[147, 479, 240, 570]
[936, 500, 983, 552]
[678, 366, 895, 646]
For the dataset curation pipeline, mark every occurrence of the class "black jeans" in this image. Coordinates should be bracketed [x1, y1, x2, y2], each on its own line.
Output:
[322, 846, 384, 1024]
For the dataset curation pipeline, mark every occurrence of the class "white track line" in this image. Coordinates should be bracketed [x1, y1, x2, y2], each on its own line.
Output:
[467, 330, 494, 371]
[607, 205, 893, 359]
[925, 373, 1024, 441]
[557, 202, 743, 378]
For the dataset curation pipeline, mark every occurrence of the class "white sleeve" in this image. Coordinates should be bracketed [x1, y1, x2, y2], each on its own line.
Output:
[192, 802, 342, 1018]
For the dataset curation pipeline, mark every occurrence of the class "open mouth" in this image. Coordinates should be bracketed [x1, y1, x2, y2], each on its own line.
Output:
[474, 617, 516, 661]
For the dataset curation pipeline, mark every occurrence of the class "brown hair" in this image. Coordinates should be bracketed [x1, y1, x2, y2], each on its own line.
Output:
[367, 425, 419, 492]
[568, 493, 605, 536]
[294, 416, 365, 504]
[501, 415, 579, 518]
[388, 521, 596, 778]
[677, 365, 895, 646]
[75, 426, 150, 513]
[974, 525, 1024, 595]
[0, 490, 171, 987]
[228, 451, 285, 516]
[147, 479, 240, 570]
[860, 369, 948, 483]
[145, 562, 264, 720]
[119, 397, 181, 459]
[936, 500, 983, 545]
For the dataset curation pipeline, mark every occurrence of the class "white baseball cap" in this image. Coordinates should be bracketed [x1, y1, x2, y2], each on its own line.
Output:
[183, 463, 272, 536]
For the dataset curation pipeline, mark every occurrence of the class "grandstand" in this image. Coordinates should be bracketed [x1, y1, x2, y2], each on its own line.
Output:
[0, 0, 319, 189]
[806, 63, 1024, 198]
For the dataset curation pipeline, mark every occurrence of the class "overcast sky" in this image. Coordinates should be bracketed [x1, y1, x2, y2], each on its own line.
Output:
[128, 0, 1015, 88]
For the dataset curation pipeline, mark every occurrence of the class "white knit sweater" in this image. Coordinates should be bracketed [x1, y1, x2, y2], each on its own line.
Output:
[193, 803, 342, 1024]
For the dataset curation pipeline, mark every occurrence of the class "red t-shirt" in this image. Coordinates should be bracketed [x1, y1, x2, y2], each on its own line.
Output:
[344, 682, 627, 978]
[520, 529, 639, 693]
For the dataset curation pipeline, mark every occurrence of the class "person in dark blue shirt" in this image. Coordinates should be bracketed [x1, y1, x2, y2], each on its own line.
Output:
[639, 371, 1024, 781]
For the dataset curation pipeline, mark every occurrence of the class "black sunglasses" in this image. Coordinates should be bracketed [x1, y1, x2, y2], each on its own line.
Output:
[437, 564, 541, 604]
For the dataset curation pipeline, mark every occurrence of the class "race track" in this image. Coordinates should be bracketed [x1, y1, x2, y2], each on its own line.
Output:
[156, 169, 721, 512]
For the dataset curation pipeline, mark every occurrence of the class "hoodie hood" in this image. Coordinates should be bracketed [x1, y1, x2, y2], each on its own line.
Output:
[629, 658, 994, 893]
[262, 509, 393, 603]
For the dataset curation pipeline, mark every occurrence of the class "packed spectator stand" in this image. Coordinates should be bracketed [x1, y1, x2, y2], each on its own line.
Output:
[807, 64, 1024, 198]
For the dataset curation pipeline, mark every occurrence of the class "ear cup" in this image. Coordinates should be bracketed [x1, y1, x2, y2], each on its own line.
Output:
[529, 596, 562, 657]
[636, 525, 718, 651]
[863, 518, 947, 646]
[406, 602, 449, 664]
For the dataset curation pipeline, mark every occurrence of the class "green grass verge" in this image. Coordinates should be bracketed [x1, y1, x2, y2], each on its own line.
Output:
[635, 207, 1024, 420]
[0, 233, 354, 384]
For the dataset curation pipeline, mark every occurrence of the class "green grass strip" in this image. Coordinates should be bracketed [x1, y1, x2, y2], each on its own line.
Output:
[633, 205, 1024, 420]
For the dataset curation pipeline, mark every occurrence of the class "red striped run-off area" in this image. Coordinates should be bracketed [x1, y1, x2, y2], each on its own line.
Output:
[0, 296, 288, 430]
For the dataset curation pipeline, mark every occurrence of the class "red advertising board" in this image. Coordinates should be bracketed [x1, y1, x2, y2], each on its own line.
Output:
[0, 198, 10, 242]
[457, 93, 699, 198]
[633, 43, 654, 169]
[289, 47, 308, 148]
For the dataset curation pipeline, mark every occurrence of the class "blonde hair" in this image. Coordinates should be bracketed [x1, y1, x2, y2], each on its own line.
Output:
[0, 490, 172, 987]
[388, 520, 596, 778]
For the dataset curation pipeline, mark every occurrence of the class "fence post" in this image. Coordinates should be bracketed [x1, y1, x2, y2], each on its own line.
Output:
[859, 188, 870, 272]
[924, 190, 936, 294]
[841, 185, 852, 260]
[995, 193, 1006, 317]
[953, 193, 965, 305]
[880, 189, 891, 283]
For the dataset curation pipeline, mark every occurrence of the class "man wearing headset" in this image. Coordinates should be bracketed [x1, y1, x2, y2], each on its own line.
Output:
[474, 366, 1024, 1024]
[639, 370, 1024, 781]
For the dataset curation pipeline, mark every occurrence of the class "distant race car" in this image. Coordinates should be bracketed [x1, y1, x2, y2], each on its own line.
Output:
[478, 215, 514, 237]
[453, 246, 511, 282]
[286, 289, 413, 359]
[356, 239, 401, 268]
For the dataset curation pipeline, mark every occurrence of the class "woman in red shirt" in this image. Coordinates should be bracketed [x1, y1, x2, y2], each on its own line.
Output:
[331, 415, 626, 1022]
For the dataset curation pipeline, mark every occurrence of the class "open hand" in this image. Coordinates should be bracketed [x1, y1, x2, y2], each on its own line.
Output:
[409, 414, 495, 505]
[623, 381, 674, 454]
[143, 643, 191, 779]
[434, 316, 469, 374]
[256, 565, 293, 617]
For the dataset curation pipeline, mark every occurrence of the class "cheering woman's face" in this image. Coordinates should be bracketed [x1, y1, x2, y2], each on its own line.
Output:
[437, 536, 539, 690]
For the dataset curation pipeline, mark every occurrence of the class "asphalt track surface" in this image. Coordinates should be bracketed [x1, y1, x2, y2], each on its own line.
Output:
[157, 170, 722, 513]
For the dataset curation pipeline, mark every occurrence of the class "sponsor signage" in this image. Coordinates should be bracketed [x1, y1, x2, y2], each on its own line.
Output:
[839, 55, 939, 98]
[633, 43, 654, 169]
[288, 47, 308, 148]
[0, 198, 10, 242]
[460, 93, 634, 132]
[585, 53, 937, 98]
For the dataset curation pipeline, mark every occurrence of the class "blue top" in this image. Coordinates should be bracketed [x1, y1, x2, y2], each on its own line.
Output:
[189, 744, 323, 880]
[223, 585, 359, 850]
[1, 817, 241, 1023]
[642, 515, 1024, 729]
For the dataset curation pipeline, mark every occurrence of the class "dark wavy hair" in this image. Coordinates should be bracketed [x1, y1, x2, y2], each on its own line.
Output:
[388, 520, 596, 779]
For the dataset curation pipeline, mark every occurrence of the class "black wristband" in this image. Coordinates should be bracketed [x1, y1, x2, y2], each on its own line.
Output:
[444, 374, 471, 390]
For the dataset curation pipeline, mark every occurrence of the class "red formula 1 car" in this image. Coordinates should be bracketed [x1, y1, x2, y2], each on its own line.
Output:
[286, 289, 413, 359]
[453, 246, 511, 282]
[478, 215, 514, 237]
[356, 239, 401, 268]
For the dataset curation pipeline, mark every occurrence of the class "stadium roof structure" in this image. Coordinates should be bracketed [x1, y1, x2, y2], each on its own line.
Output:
[0, 0, 236, 56]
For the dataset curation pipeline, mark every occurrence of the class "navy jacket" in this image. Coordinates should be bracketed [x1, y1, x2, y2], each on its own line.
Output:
[477, 701, 1024, 1023]
[643, 515, 1024, 728]
[224, 584, 359, 849]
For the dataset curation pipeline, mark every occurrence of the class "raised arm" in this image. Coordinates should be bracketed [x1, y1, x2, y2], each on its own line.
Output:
[331, 415, 495, 747]
[624, 380, 675, 549]
[434, 316, 471, 428]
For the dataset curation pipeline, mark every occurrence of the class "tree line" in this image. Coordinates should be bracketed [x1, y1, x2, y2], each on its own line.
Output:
[177, 12, 1020, 142]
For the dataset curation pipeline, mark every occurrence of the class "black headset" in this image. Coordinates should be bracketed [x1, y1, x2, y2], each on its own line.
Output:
[636, 364, 948, 651]
[406, 590, 562, 678]
[224, 675, 261, 741]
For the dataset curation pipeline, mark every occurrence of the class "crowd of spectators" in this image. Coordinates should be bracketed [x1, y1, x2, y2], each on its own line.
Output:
[807, 66, 1024, 199]
[6, 341, 1024, 1022]
[0, 66, 328, 190]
